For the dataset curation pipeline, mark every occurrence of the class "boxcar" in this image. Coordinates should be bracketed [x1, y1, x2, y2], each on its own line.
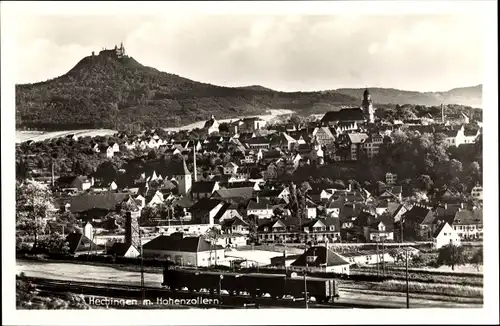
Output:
[162, 266, 339, 303]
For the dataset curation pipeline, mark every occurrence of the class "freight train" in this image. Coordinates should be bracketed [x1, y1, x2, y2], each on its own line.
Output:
[162, 264, 339, 303]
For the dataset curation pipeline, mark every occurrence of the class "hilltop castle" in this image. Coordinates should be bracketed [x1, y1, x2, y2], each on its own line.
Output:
[91, 42, 127, 59]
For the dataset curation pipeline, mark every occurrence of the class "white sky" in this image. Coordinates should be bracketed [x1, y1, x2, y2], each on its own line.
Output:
[5, 1, 488, 92]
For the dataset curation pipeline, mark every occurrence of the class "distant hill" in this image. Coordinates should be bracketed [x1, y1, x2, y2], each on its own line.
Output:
[15, 52, 357, 131]
[334, 85, 482, 107]
[15, 48, 482, 131]
[237, 85, 276, 92]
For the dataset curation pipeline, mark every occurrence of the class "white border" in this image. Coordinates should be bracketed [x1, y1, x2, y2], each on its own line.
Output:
[2, 1, 498, 325]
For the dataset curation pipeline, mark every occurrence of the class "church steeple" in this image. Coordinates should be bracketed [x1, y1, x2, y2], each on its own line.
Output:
[361, 87, 375, 123]
[363, 87, 371, 101]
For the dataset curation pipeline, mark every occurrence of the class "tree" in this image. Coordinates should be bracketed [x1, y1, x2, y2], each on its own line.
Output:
[94, 161, 118, 184]
[37, 232, 70, 254]
[470, 248, 483, 271]
[436, 244, 467, 271]
[48, 211, 79, 235]
[218, 122, 230, 133]
[16, 180, 56, 249]
[273, 206, 285, 218]
[417, 174, 434, 191]
[204, 226, 221, 266]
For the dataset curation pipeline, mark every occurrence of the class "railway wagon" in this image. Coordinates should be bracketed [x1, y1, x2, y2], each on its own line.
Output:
[162, 267, 339, 303]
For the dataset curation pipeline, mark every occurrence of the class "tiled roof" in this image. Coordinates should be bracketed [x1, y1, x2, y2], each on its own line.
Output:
[321, 108, 366, 123]
[454, 209, 482, 225]
[213, 187, 255, 200]
[347, 133, 369, 144]
[191, 181, 217, 193]
[65, 232, 99, 254]
[245, 136, 270, 145]
[247, 198, 273, 210]
[190, 198, 223, 214]
[291, 246, 350, 267]
[70, 193, 129, 213]
[403, 206, 434, 225]
[143, 234, 223, 252]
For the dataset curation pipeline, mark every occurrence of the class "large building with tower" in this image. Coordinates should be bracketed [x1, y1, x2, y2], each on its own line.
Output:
[321, 88, 376, 126]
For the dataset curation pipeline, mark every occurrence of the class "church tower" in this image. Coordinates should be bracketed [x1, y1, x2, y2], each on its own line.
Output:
[361, 88, 375, 123]
[176, 159, 192, 195]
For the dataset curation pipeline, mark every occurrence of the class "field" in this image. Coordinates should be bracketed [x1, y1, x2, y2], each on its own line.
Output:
[15, 129, 117, 143]
[163, 109, 294, 132]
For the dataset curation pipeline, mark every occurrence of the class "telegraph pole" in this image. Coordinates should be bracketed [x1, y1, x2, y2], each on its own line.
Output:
[376, 241, 380, 278]
[138, 225, 145, 304]
[304, 263, 309, 309]
[405, 246, 409, 309]
[401, 217, 409, 309]
[382, 239, 386, 277]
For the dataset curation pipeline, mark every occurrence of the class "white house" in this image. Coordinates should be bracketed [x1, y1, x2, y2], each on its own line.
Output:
[106, 146, 114, 158]
[338, 250, 396, 266]
[146, 190, 164, 207]
[433, 222, 461, 249]
[109, 142, 120, 153]
[204, 115, 220, 135]
[224, 162, 239, 175]
[385, 173, 397, 186]
[290, 246, 350, 275]
[364, 221, 394, 242]
[142, 233, 225, 267]
[215, 233, 247, 248]
[306, 199, 317, 219]
[246, 198, 274, 219]
[471, 185, 483, 201]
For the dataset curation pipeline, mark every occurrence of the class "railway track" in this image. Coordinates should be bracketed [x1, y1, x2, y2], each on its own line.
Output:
[18, 276, 398, 309]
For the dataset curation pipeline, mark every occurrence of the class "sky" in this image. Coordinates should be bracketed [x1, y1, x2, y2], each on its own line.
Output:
[7, 2, 488, 92]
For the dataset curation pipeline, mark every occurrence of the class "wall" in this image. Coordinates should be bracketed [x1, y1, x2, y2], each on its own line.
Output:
[142, 249, 198, 266]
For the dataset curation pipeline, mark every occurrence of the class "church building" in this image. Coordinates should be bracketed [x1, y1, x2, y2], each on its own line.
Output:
[321, 88, 376, 126]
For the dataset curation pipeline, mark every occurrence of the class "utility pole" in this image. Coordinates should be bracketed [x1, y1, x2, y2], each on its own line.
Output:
[382, 239, 386, 277]
[139, 227, 145, 304]
[401, 216, 409, 309]
[304, 263, 309, 309]
[376, 241, 380, 278]
[405, 246, 409, 309]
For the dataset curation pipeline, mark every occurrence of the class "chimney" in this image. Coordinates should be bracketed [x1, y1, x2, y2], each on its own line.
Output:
[444, 203, 448, 210]
[441, 104, 445, 124]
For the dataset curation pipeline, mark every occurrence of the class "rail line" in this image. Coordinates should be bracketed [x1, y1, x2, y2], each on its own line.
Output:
[18, 276, 399, 309]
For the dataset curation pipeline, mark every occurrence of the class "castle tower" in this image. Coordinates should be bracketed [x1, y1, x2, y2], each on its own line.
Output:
[361, 88, 375, 123]
[176, 158, 192, 195]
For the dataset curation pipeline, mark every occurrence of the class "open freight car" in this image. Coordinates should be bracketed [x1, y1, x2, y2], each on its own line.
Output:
[162, 265, 339, 304]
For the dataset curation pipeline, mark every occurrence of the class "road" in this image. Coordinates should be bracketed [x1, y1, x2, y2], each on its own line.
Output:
[16, 261, 482, 308]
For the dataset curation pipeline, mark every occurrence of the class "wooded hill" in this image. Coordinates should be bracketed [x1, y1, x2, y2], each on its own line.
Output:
[15, 52, 482, 131]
